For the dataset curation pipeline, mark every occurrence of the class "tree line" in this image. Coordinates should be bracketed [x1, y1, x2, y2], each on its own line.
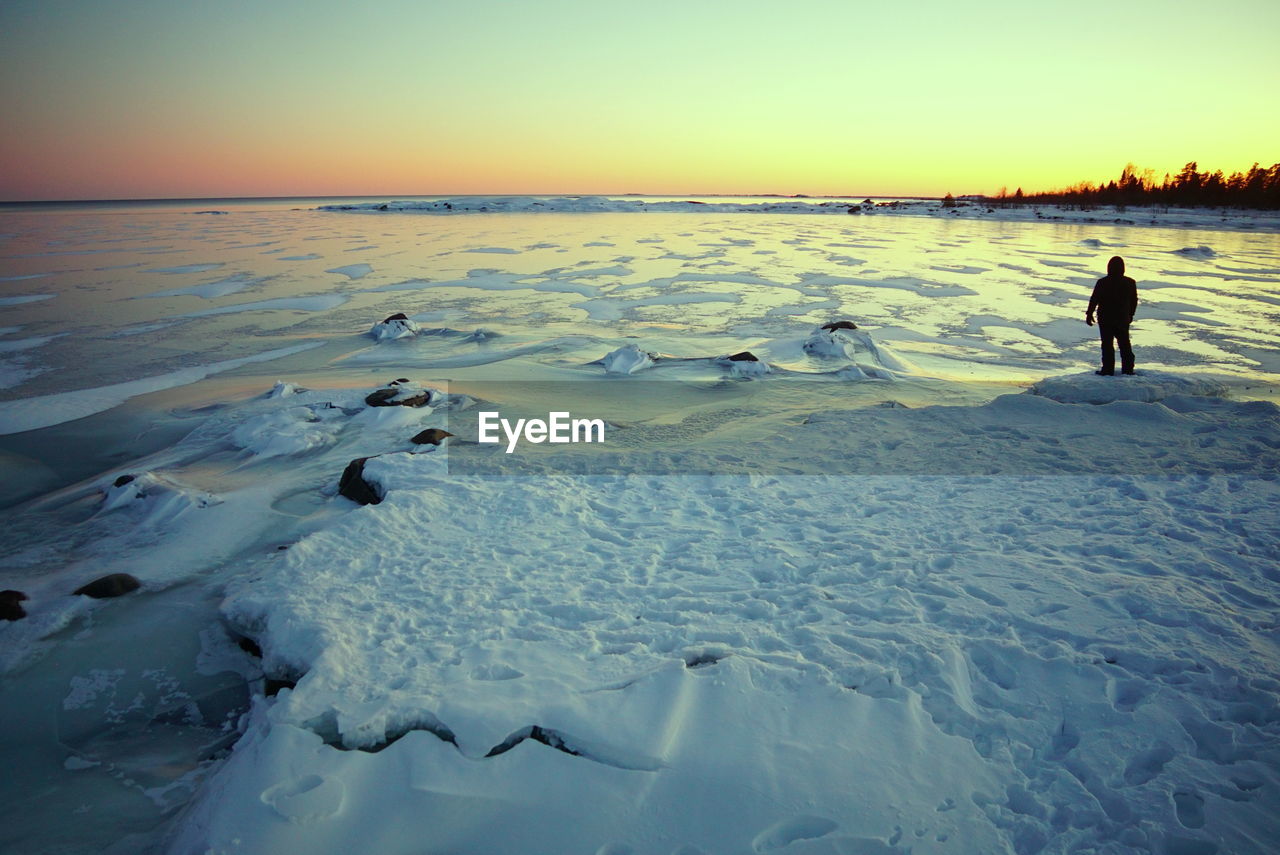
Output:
[989, 162, 1280, 210]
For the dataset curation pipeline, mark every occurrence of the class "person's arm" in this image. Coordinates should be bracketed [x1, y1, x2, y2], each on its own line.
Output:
[1127, 278, 1138, 322]
[1086, 280, 1101, 326]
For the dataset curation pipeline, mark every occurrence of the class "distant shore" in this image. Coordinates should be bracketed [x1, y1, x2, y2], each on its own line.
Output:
[316, 195, 1280, 233]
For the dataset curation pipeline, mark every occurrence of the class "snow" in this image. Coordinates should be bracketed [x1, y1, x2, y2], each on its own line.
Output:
[598, 343, 656, 374]
[98, 471, 220, 524]
[229, 404, 346, 458]
[1029, 371, 1229, 404]
[1, 201, 1277, 855]
[369, 315, 421, 341]
[168, 386, 1280, 854]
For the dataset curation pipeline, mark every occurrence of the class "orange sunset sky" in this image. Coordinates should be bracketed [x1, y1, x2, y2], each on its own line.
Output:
[1, 0, 1277, 202]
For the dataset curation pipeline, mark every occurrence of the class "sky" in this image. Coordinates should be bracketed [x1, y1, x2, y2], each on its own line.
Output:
[0, 0, 1276, 201]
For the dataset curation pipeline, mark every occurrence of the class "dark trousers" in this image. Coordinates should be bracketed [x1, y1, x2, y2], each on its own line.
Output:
[1098, 322, 1134, 373]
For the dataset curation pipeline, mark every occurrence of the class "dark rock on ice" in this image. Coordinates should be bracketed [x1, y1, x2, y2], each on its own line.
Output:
[73, 573, 141, 599]
[264, 676, 296, 697]
[382, 313, 409, 323]
[391, 377, 409, 384]
[726, 351, 759, 362]
[1, 589, 28, 621]
[365, 385, 433, 408]
[411, 428, 454, 446]
[820, 320, 859, 331]
[113, 474, 135, 488]
[338, 457, 382, 505]
[238, 636, 263, 658]
[365, 388, 399, 406]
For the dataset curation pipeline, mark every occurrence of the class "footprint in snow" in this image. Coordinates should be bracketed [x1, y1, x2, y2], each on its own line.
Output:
[752, 816, 838, 852]
[260, 774, 345, 823]
[1122, 743, 1175, 787]
[1173, 789, 1206, 828]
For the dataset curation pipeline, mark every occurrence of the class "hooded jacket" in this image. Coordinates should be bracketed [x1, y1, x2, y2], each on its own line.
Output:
[1088, 256, 1138, 326]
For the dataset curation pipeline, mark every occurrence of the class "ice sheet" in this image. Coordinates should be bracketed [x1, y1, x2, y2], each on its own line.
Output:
[0, 343, 322, 434]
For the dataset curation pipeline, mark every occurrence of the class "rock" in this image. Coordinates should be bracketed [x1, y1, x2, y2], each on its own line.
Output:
[1, 590, 28, 621]
[365, 386, 433, 408]
[113, 474, 135, 488]
[264, 676, 297, 697]
[338, 457, 382, 505]
[726, 351, 759, 362]
[238, 636, 263, 658]
[820, 320, 859, 331]
[382, 313, 409, 323]
[73, 573, 141, 599]
[364, 388, 399, 406]
[410, 428, 454, 446]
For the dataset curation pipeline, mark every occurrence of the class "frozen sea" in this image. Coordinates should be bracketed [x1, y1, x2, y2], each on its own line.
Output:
[1, 196, 1278, 855]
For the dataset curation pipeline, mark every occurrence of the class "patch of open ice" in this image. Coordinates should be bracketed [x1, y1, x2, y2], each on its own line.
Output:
[0, 333, 63, 388]
[140, 273, 267, 300]
[326, 263, 372, 280]
[0, 342, 323, 435]
[0, 334, 60, 354]
[1029, 370, 1228, 404]
[146, 263, 225, 274]
[0, 294, 55, 307]
[175, 295, 348, 318]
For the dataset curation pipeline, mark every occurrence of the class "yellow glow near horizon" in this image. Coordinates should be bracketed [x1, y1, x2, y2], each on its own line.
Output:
[1, 0, 1276, 201]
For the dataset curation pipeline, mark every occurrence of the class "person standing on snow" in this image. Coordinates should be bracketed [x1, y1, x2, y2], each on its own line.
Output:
[1085, 255, 1138, 375]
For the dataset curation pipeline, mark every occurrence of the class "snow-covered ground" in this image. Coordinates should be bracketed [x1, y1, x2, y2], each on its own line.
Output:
[0, 200, 1277, 854]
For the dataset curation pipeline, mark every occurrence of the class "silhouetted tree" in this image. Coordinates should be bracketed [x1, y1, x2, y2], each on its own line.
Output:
[995, 161, 1280, 210]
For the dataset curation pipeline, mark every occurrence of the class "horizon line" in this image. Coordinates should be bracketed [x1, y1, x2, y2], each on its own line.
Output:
[0, 192, 950, 207]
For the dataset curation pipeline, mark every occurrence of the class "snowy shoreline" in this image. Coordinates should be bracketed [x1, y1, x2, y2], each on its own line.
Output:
[166, 371, 1279, 855]
[318, 195, 1280, 233]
